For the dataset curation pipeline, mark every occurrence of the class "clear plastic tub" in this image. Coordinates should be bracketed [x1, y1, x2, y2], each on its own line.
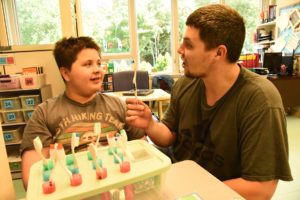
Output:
[1, 109, 24, 124]
[26, 140, 171, 200]
[3, 126, 23, 143]
[0, 97, 21, 110]
[0, 75, 21, 90]
[20, 74, 46, 89]
[19, 95, 41, 109]
[23, 109, 34, 122]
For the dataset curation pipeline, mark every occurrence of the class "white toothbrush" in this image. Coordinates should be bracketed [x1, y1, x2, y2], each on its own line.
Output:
[88, 143, 102, 173]
[71, 133, 80, 168]
[33, 136, 48, 166]
[94, 122, 101, 147]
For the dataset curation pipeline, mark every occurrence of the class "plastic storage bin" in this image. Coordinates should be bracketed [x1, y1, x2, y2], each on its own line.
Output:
[1, 109, 24, 124]
[20, 74, 46, 89]
[26, 140, 171, 200]
[0, 75, 21, 90]
[19, 95, 40, 109]
[8, 155, 22, 172]
[0, 97, 21, 110]
[3, 127, 23, 144]
[23, 109, 34, 122]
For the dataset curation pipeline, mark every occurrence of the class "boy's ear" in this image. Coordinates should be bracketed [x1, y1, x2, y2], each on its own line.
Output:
[59, 67, 70, 82]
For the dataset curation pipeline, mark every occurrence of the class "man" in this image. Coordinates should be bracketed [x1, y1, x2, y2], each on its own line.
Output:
[21, 36, 145, 190]
[126, 4, 292, 200]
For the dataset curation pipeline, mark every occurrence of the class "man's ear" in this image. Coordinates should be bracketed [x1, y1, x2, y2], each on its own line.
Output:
[216, 45, 227, 57]
[59, 67, 70, 82]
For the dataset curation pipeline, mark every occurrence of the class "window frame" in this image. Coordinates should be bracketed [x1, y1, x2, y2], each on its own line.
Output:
[1, 0, 261, 74]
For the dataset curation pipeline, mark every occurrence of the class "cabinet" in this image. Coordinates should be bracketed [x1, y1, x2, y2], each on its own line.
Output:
[0, 84, 52, 179]
[268, 76, 300, 111]
[256, 21, 277, 51]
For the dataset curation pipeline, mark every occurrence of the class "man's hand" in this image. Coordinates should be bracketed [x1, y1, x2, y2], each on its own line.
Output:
[125, 98, 153, 130]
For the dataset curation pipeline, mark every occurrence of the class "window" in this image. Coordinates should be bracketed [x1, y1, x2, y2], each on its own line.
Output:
[0, 0, 262, 73]
[136, 0, 172, 73]
[178, 0, 219, 40]
[79, 0, 130, 54]
[2, 0, 62, 46]
[225, 0, 261, 53]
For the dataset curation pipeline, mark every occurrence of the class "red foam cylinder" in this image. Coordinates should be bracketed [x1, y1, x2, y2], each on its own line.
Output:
[96, 168, 107, 179]
[42, 181, 56, 194]
[120, 161, 130, 173]
[124, 184, 135, 200]
[70, 173, 82, 186]
[100, 191, 112, 200]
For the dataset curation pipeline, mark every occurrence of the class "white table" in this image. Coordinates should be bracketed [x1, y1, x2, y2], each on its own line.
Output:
[136, 160, 245, 200]
[106, 89, 170, 120]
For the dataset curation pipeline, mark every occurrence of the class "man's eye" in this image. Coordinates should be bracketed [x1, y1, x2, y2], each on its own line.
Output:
[185, 43, 193, 49]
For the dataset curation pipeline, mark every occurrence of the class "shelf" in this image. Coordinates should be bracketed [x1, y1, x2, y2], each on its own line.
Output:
[11, 171, 22, 179]
[5, 140, 22, 146]
[0, 84, 50, 93]
[1, 122, 26, 127]
[256, 21, 276, 28]
[257, 40, 275, 45]
[0, 85, 53, 179]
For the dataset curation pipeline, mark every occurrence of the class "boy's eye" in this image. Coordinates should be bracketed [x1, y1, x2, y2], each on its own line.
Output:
[83, 62, 92, 67]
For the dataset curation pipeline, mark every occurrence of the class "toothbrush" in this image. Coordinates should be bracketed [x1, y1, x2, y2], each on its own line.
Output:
[33, 136, 48, 167]
[71, 133, 80, 168]
[119, 130, 135, 162]
[55, 143, 72, 179]
[106, 134, 122, 164]
[94, 122, 101, 147]
[132, 60, 137, 98]
[107, 134, 130, 173]
[88, 143, 108, 179]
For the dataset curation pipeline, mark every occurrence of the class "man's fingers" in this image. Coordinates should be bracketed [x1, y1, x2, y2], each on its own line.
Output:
[126, 115, 138, 122]
[126, 109, 145, 117]
[127, 103, 146, 111]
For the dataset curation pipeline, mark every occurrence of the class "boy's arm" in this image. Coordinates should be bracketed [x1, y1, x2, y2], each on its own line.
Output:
[21, 147, 50, 190]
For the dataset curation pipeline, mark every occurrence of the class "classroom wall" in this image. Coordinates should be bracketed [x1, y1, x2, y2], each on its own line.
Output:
[1, 50, 65, 97]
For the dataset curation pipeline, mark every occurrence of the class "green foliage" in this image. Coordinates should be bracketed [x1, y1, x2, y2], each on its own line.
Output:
[152, 53, 171, 72]
[15, 0, 61, 45]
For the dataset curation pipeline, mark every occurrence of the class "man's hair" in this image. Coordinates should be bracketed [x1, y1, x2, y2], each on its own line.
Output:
[186, 4, 245, 63]
[53, 36, 101, 70]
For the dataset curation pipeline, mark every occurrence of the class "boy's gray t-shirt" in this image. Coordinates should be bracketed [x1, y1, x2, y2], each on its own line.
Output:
[162, 66, 292, 182]
[20, 93, 145, 154]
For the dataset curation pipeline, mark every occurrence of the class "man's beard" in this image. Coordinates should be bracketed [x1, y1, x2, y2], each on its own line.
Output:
[184, 69, 199, 78]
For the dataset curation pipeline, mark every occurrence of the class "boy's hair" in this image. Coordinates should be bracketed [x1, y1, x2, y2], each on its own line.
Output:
[186, 4, 245, 63]
[53, 36, 101, 70]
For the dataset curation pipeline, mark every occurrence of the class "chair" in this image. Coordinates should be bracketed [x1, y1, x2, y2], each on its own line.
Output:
[112, 70, 149, 92]
[152, 74, 174, 93]
[112, 70, 160, 120]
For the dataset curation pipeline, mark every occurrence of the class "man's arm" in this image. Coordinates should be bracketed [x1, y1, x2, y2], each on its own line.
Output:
[21, 147, 50, 190]
[224, 178, 278, 200]
[144, 118, 176, 147]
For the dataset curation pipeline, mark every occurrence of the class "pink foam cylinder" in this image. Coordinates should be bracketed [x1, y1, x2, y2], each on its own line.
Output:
[42, 181, 56, 194]
[100, 191, 112, 200]
[96, 168, 107, 179]
[120, 161, 130, 173]
[70, 173, 82, 186]
[124, 184, 135, 200]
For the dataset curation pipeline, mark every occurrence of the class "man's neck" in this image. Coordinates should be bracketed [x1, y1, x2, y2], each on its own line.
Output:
[203, 63, 240, 106]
